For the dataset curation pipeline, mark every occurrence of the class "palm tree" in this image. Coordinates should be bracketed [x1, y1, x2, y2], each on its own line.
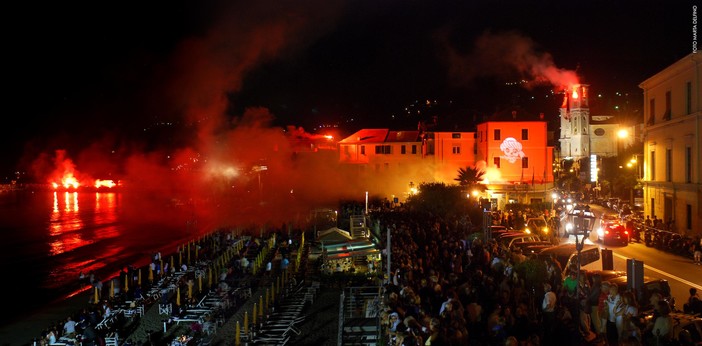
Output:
[454, 166, 486, 194]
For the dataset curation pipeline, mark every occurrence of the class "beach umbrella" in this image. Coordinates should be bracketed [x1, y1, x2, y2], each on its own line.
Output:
[124, 274, 129, 293]
[94, 287, 99, 304]
[252, 303, 257, 325]
[195, 245, 199, 261]
[176, 287, 181, 306]
[271, 283, 275, 304]
[188, 281, 193, 299]
[138, 269, 142, 285]
[243, 311, 248, 335]
[148, 266, 154, 282]
[235, 321, 241, 346]
[259, 295, 263, 318]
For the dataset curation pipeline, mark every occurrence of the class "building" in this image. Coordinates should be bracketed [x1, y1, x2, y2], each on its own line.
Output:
[338, 114, 555, 209]
[638, 53, 702, 235]
[476, 114, 555, 209]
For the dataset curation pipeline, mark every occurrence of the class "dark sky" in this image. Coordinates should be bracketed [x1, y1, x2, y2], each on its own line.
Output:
[3, 0, 696, 178]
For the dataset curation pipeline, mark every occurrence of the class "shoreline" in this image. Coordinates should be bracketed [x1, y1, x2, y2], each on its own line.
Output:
[0, 230, 243, 346]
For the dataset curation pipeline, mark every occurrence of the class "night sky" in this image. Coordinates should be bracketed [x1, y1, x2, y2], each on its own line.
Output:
[3, 0, 696, 180]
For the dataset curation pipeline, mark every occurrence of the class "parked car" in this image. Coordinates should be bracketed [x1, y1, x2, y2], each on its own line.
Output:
[536, 243, 601, 275]
[598, 213, 620, 232]
[498, 233, 543, 248]
[524, 217, 550, 237]
[510, 240, 553, 252]
[597, 222, 630, 246]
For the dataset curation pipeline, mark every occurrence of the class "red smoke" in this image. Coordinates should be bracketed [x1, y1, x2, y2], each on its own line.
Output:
[443, 30, 579, 91]
[27, 2, 366, 235]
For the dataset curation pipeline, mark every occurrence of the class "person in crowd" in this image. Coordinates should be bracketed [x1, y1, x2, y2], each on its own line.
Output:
[542, 282, 558, 345]
[605, 283, 624, 346]
[45, 328, 57, 345]
[587, 273, 604, 337]
[684, 287, 702, 315]
[63, 316, 77, 338]
[81, 323, 97, 346]
[693, 237, 702, 265]
[575, 270, 596, 341]
[619, 291, 641, 342]
[646, 300, 673, 345]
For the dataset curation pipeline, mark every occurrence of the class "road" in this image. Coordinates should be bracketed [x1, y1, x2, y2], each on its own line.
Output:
[559, 204, 702, 310]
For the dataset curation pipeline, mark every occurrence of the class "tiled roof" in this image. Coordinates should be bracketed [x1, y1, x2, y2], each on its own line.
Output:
[385, 130, 421, 142]
[338, 129, 389, 144]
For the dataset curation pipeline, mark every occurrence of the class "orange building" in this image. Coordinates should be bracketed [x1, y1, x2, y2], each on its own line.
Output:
[475, 119, 555, 208]
[338, 118, 555, 208]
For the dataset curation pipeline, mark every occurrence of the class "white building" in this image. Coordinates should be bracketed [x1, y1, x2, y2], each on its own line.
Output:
[638, 53, 702, 235]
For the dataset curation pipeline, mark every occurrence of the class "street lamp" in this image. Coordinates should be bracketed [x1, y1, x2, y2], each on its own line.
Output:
[566, 203, 596, 329]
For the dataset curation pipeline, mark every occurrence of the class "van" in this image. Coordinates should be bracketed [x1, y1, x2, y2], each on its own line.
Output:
[536, 243, 601, 275]
[497, 233, 542, 248]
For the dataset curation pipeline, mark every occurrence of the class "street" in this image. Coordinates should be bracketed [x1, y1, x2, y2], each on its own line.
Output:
[560, 204, 702, 309]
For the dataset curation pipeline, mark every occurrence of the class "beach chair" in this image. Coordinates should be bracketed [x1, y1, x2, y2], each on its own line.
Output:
[104, 332, 119, 346]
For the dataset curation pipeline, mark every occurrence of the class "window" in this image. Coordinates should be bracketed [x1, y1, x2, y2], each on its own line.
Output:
[648, 99, 656, 125]
[663, 91, 671, 120]
[452, 133, 461, 139]
[686, 204, 692, 230]
[685, 82, 692, 114]
[375, 145, 392, 154]
[360, 146, 365, 155]
[666, 149, 672, 182]
[452, 145, 461, 154]
[686, 147, 692, 183]
[494, 157, 501, 168]
[522, 157, 528, 168]
[494, 129, 501, 141]
[521, 129, 529, 140]
[401, 145, 406, 154]
[412, 145, 417, 154]
[650, 151, 656, 180]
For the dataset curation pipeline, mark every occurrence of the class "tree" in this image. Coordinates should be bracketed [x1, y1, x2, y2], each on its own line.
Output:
[405, 182, 473, 219]
[454, 166, 486, 194]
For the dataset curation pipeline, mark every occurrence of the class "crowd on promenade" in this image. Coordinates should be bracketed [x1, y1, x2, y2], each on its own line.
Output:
[372, 206, 698, 346]
[30, 228, 276, 346]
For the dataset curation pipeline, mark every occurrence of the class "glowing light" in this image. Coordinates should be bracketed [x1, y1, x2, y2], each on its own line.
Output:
[53, 174, 80, 190]
[95, 179, 116, 189]
[572, 90, 579, 99]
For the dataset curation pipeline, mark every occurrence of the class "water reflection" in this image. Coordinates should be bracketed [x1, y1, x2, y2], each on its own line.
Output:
[50, 191, 84, 255]
[47, 191, 124, 287]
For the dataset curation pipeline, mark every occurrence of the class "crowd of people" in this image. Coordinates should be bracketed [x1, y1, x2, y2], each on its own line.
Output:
[371, 207, 700, 346]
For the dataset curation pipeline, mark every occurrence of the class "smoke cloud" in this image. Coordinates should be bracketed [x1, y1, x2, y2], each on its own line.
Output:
[443, 30, 579, 90]
[27, 1, 374, 234]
